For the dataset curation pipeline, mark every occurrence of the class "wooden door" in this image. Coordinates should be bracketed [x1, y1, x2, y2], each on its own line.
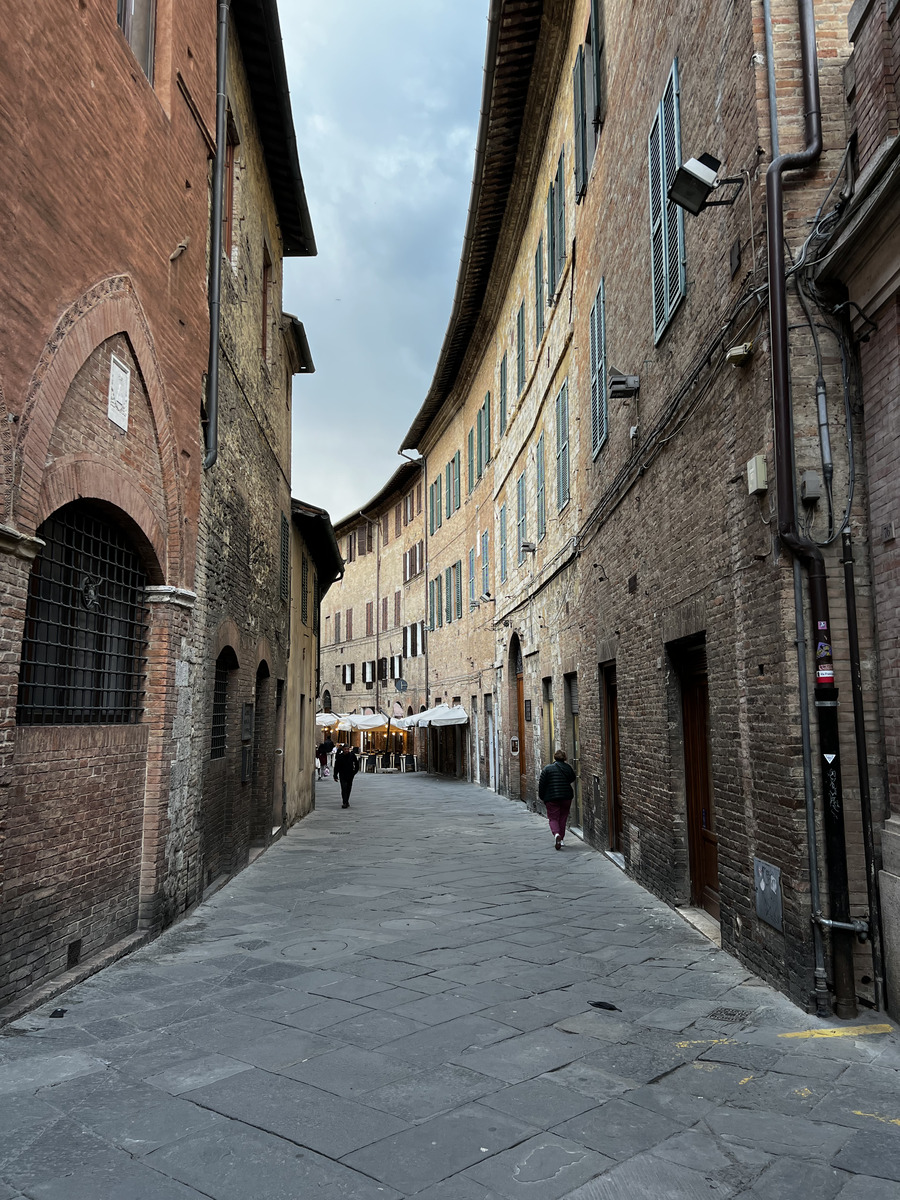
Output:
[681, 646, 719, 919]
[603, 665, 623, 851]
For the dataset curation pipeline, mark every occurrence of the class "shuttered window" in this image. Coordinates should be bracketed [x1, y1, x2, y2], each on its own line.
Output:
[590, 278, 609, 457]
[394, 589, 401, 627]
[535, 236, 545, 343]
[468, 427, 475, 494]
[280, 513, 290, 601]
[573, 44, 587, 200]
[445, 566, 453, 624]
[482, 394, 491, 464]
[499, 504, 507, 582]
[481, 531, 489, 595]
[429, 579, 436, 630]
[536, 434, 546, 541]
[469, 547, 476, 605]
[455, 560, 463, 620]
[649, 59, 685, 342]
[453, 450, 461, 510]
[547, 180, 557, 296]
[516, 302, 525, 395]
[382, 596, 388, 631]
[382, 513, 389, 545]
[345, 608, 353, 641]
[516, 472, 527, 564]
[499, 353, 507, 434]
[395, 503, 402, 537]
[554, 151, 566, 285]
[556, 380, 570, 510]
[301, 553, 309, 625]
[334, 610, 341, 644]
[476, 408, 484, 478]
[445, 462, 452, 519]
[366, 601, 374, 637]
[436, 575, 443, 627]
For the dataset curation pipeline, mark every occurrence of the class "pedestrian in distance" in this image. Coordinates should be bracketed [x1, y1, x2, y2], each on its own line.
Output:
[333, 742, 361, 808]
[538, 748, 577, 850]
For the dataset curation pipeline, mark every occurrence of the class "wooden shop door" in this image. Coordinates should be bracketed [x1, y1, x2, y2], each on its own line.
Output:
[680, 644, 720, 920]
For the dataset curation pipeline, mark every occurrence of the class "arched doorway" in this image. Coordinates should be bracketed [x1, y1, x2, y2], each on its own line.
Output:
[322, 689, 332, 713]
[13, 500, 154, 986]
[508, 633, 526, 800]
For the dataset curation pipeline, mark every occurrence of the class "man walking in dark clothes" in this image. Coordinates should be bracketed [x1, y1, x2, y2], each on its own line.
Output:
[538, 748, 577, 850]
[333, 744, 360, 808]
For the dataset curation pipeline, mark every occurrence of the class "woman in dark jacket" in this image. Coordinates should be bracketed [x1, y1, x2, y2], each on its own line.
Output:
[538, 749, 577, 850]
[333, 744, 360, 808]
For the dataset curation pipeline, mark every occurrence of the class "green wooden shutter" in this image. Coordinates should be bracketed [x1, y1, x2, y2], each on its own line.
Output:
[476, 407, 483, 477]
[499, 504, 507, 582]
[535, 236, 545, 343]
[516, 472, 526, 564]
[468, 428, 475, 493]
[483, 393, 491, 463]
[445, 463, 451, 519]
[499, 354, 507, 433]
[455, 560, 462, 619]
[536, 434, 545, 540]
[590, 278, 608, 456]
[469, 547, 475, 605]
[591, 0, 605, 126]
[556, 382, 570, 509]
[573, 46, 586, 199]
[481, 531, 489, 594]
[546, 182, 556, 295]
[454, 450, 461, 509]
[436, 474, 442, 528]
[445, 566, 453, 624]
[301, 553, 309, 625]
[555, 151, 566, 283]
[516, 302, 525, 394]
[649, 60, 685, 341]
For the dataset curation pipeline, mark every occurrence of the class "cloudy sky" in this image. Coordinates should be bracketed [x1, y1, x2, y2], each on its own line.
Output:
[280, 0, 489, 523]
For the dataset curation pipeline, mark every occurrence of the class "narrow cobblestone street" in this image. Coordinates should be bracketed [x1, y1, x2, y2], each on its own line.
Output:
[1, 774, 898, 1199]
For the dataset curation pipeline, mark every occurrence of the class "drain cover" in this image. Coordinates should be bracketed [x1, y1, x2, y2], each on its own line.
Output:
[706, 1007, 753, 1022]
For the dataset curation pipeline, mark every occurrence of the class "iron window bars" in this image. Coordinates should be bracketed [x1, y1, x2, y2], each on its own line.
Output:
[17, 502, 148, 725]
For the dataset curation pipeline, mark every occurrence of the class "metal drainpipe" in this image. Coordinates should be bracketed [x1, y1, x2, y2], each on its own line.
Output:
[842, 530, 886, 1009]
[203, 0, 230, 471]
[766, 0, 857, 1017]
[763, 0, 829, 1016]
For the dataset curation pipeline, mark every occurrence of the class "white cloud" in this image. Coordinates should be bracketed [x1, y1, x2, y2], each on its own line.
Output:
[281, 0, 487, 518]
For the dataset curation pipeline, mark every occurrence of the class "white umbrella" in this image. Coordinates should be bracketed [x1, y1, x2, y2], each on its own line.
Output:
[315, 711, 341, 727]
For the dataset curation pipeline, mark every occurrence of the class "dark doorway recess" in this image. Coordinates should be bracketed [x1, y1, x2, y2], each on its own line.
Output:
[673, 638, 720, 920]
[602, 664, 623, 852]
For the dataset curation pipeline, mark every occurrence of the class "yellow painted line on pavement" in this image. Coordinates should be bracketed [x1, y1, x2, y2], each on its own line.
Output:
[778, 1024, 893, 1040]
[739, 1076, 754, 1085]
[853, 1110, 900, 1128]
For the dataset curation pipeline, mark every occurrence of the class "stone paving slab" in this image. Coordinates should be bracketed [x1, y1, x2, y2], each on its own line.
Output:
[1, 773, 898, 1199]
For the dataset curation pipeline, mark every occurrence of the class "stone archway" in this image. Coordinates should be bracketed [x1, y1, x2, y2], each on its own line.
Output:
[508, 633, 526, 801]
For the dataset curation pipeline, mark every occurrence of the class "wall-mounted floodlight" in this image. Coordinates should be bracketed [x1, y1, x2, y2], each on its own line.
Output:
[520, 541, 537, 554]
[667, 153, 744, 215]
[480, 593, 496, 603]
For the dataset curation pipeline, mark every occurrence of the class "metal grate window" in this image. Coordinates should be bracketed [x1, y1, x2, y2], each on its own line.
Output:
[280, 513, 290, 602]
[17, 502, 148, 726]
[210, 653, 230, 759]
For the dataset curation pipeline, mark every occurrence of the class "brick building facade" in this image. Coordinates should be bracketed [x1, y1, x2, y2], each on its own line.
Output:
[0, 0, 319, 1012]
[352, 0, 894, 1018]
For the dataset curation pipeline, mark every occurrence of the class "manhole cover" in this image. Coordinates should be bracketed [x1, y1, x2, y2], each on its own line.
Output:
[280, 938, 349, 962]
[706, 1007, 754, 1022]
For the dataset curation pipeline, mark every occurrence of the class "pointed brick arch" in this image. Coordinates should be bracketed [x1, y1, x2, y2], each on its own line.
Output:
[15, 275, 185, 582]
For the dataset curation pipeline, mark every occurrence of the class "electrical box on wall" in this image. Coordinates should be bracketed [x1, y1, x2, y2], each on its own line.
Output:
[747, 454, 768, 496]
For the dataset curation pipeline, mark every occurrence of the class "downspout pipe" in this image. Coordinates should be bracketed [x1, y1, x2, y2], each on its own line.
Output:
[203, 0, 230, 471]
[766, 0, 857, 1017]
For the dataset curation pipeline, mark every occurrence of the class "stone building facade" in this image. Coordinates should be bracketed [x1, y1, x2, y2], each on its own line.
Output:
[320, 463, 429, 729]
[193, 6, 316, 891]
[375, 0, 893, 1018]
[285, 501, 344, 824]
[0, 0, 316, 1012]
